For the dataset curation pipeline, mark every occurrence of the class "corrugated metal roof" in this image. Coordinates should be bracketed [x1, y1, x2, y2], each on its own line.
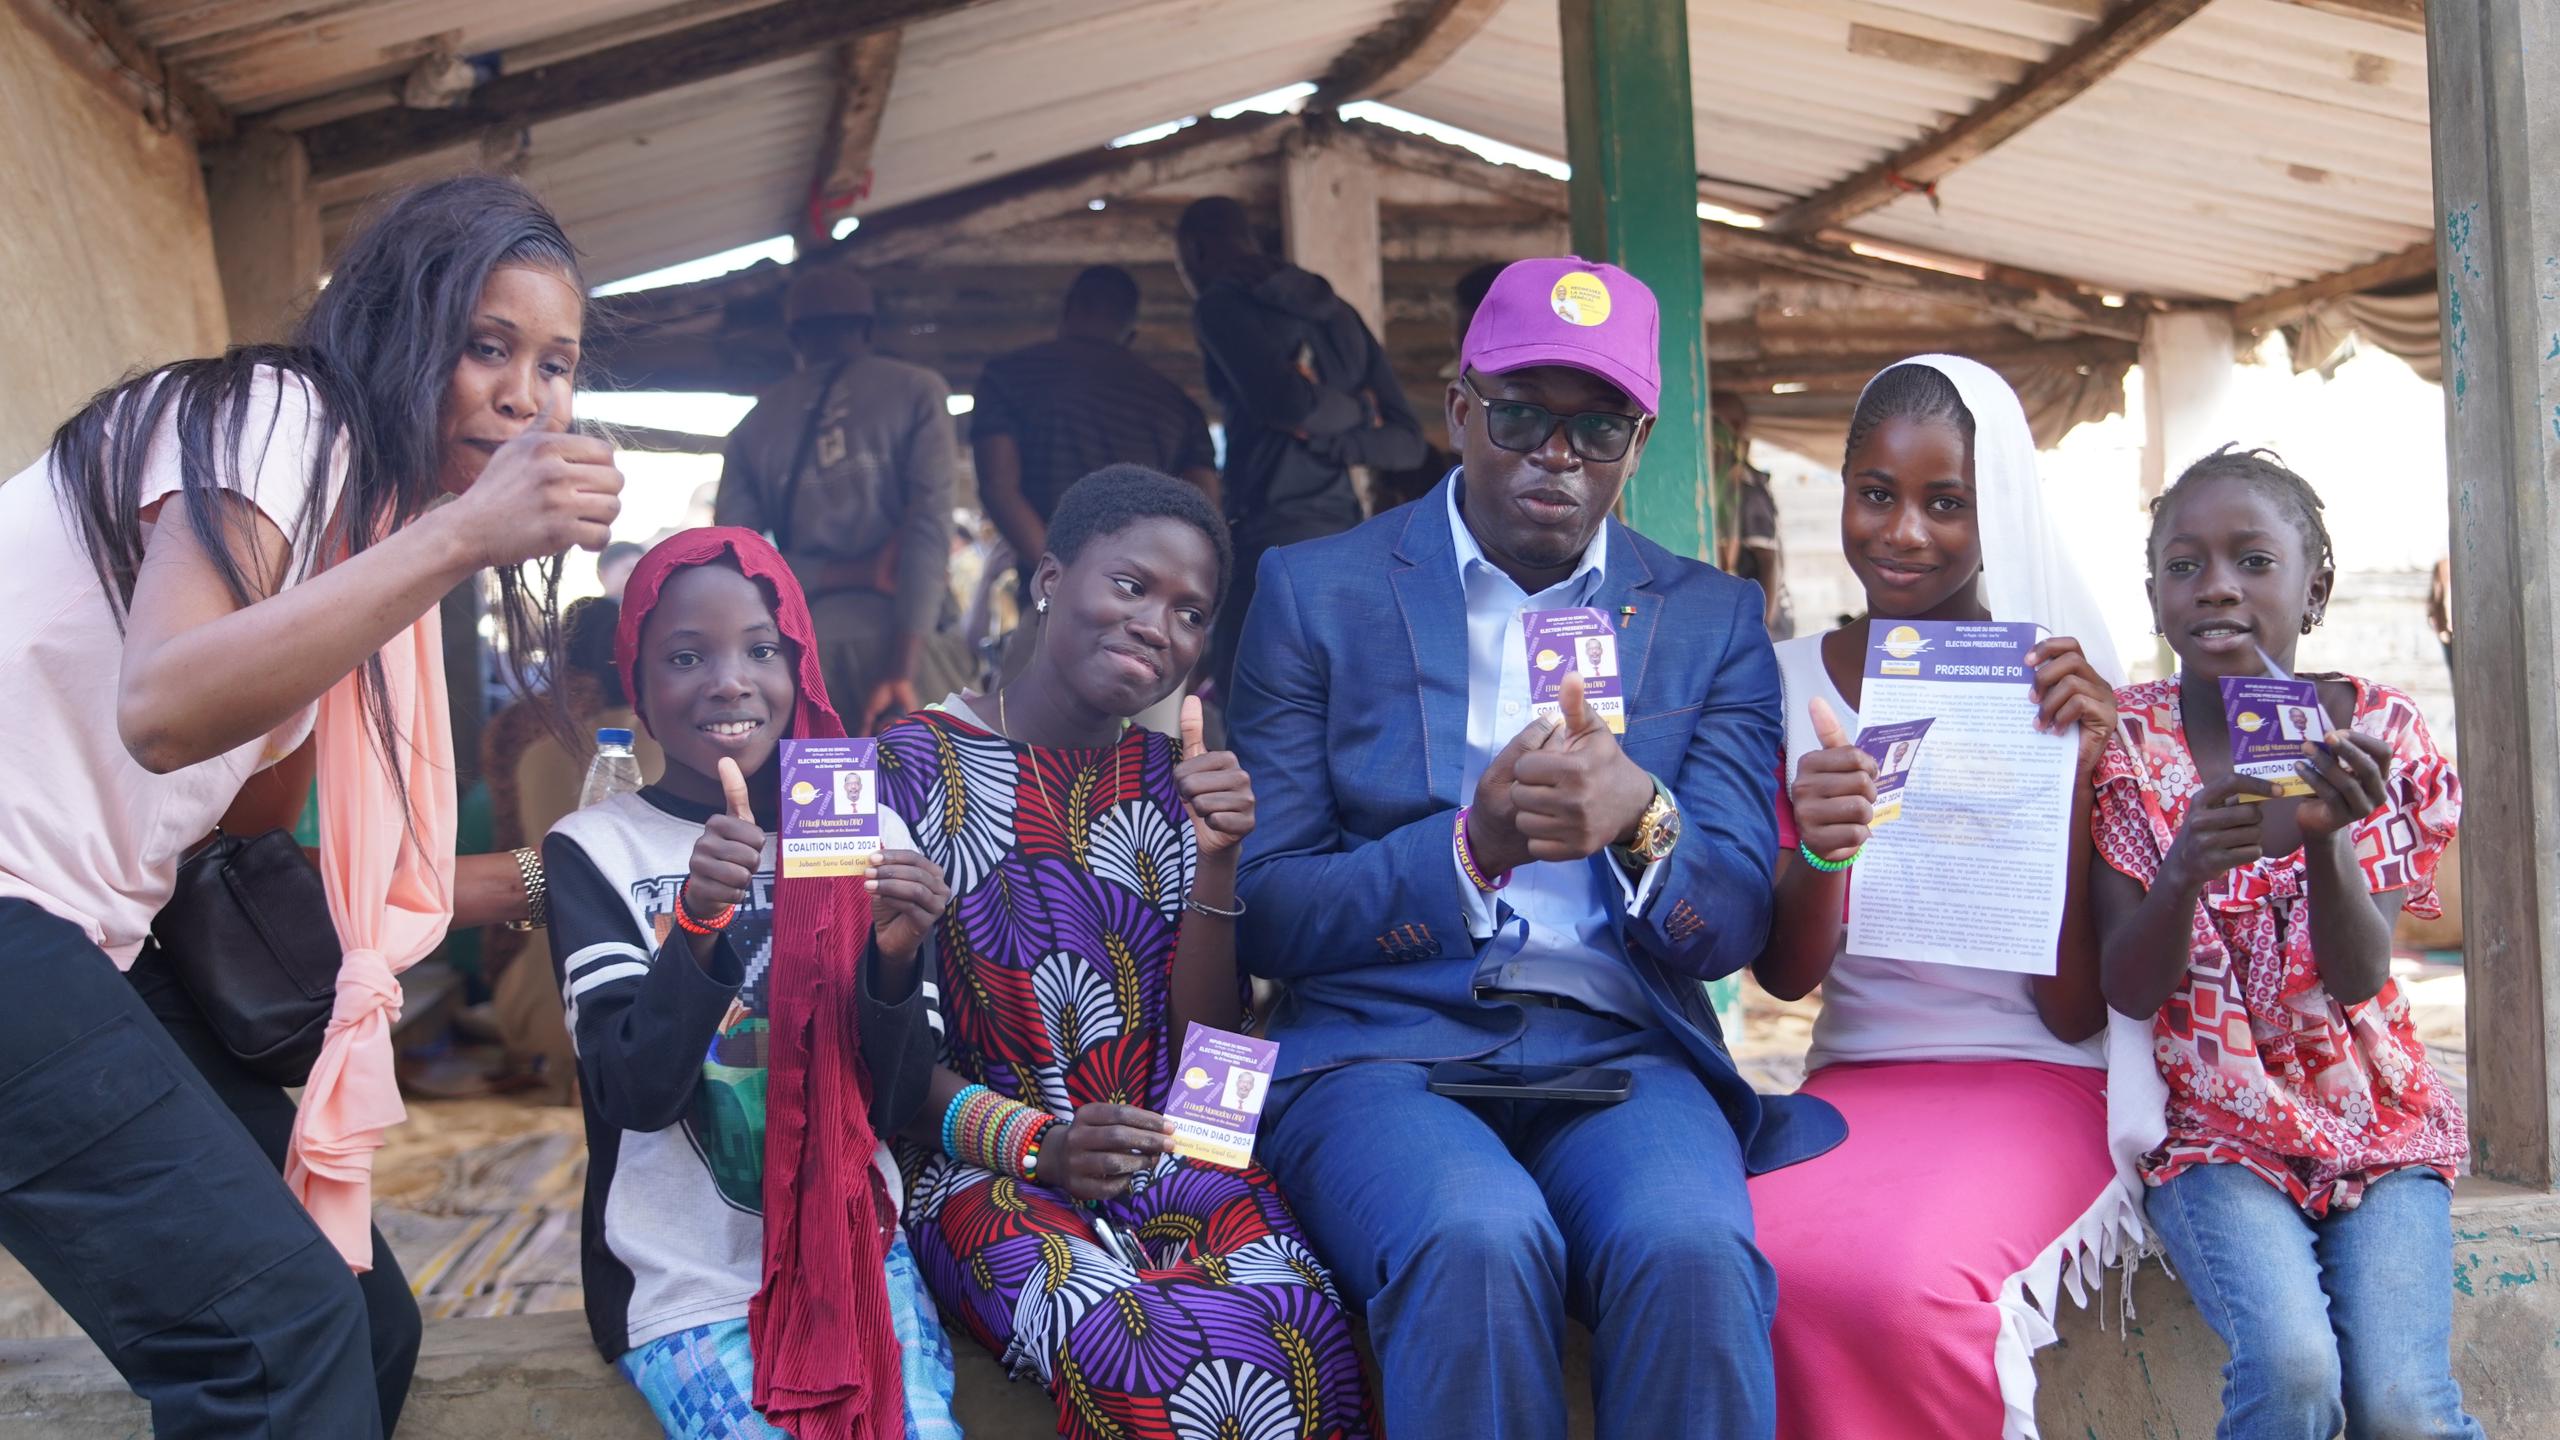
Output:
[279, 0, 1401, 285]
[1394, 0, 2435, 301]
[154, 0, 2438, 302]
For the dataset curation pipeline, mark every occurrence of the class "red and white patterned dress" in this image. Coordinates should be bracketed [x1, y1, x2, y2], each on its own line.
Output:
[2092, 675, 2463, 1216]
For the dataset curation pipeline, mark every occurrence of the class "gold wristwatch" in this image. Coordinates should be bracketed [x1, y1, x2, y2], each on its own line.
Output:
[1614, 775, 1682, 868]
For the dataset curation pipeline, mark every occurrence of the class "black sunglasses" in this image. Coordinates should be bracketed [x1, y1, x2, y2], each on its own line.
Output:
[1462, 373, 1648, 463]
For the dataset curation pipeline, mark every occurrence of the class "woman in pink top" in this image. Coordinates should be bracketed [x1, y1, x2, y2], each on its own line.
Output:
[1747, 357, 2141, 1439]
[0, 176, 619, 1437]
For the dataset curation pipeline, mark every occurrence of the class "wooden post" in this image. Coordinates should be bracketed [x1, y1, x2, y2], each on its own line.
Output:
[2427, 0, 2560, 1190]
[1557, 0, 1711, 558]
[1281, 123, 1385, 339]
[204, 127, 323, 344]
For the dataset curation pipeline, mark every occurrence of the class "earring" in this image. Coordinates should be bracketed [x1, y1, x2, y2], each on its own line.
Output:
[1035, 596, 1050, 615]
[2301, 615, 2317, 635]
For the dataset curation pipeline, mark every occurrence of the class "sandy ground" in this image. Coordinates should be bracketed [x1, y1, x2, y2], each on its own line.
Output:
[0, 966, 2470, 1339]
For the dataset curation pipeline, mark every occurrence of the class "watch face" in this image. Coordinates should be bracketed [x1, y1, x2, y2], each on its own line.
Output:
[1650, 804, 1683, 857]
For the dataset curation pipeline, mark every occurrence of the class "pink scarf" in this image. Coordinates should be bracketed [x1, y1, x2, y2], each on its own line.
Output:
[283, 607, 457, 1268]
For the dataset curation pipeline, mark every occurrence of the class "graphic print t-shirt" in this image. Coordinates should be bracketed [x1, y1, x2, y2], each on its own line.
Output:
[546, 788, 937, 1358]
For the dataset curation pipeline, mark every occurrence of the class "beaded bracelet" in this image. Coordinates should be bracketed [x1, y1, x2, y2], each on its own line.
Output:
[941, 1084, 1056, 1180]
[1024, 1117, 1064, 1185]
[673, 882, 735, 934]
[1798, 840, 1861, 874]
[941, 1083, 991, 1160]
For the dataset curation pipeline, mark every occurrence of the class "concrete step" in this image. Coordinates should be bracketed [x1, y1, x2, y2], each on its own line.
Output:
[2, 1181, 2551, 1438]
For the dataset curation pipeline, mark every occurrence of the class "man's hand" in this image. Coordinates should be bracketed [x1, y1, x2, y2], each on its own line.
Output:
[1792, 697, 1875, 865]
[1465, 713, 1557, 879]
[1511, 672, 1656, 864]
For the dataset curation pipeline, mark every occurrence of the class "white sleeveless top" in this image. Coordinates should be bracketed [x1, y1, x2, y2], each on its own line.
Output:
[1774, 634, 2100, 1073]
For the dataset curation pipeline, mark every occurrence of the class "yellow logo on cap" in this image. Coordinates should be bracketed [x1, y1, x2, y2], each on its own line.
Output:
[2237, 710, 2265, 734]
[790, 781, 818, 805]
[1550, 272, 1612, 327]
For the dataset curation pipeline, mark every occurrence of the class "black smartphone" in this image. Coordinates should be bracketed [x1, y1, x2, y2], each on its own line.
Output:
[1424, 1061, 1634, 1105]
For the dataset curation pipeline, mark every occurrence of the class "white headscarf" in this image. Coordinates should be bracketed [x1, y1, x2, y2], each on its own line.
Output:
[1858, 354, 2126, 685]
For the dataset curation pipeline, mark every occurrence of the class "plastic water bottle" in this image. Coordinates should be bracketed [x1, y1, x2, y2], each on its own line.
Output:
[578, 728, 644, 809]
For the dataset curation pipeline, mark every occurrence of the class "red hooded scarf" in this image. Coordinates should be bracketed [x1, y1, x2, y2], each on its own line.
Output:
[616, 527, 900, 1440]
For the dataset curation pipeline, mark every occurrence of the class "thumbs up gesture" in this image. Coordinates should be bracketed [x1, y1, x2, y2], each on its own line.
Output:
[1511, 672, 1658, 864]
[681, 758, 766, 940]
[1173, 695, 1256, 856]
[1792, 697, 1877, 867]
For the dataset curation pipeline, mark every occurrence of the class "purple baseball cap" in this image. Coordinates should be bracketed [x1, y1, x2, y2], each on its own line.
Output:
[1460, 257, 1662, 414]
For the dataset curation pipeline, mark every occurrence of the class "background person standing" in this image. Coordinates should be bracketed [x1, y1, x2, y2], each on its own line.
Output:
[1174, 195, 1424, 701]
[715, 265, 963, 731]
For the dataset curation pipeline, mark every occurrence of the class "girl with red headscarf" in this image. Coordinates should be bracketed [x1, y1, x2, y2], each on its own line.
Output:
[543, 528, 959, 1439]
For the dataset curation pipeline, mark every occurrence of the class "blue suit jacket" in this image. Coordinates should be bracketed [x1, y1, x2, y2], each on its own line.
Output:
[1229, 479, 1845, 1174]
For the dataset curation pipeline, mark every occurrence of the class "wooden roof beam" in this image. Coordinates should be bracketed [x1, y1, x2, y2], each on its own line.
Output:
[2268, 0, 2424, 33]
[801, 29, 905, 247]
[32, 0, 232, 141]
[1345, 122, 2141, 341]
[2230, 239, 2435, 328]
[1313, 0, 1509, 107]
[813, 111, 1299, 270]
[1762, 0, 2214, 235]
[298, 0, 993, 181]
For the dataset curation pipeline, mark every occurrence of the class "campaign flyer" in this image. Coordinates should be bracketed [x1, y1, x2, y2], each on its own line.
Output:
[1163, 1024, 1279, 1170]
[1846, 619, 2073, 977]
[2220, 675, 2323, 800]
[1525, 607, 1626, 734]
[1855, 717, 1935, 825]
[777, 738, 882, 877]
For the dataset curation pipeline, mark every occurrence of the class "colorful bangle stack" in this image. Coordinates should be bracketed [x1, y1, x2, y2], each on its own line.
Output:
[673, 881, 734, 934]
[1454, 806, 1509, 893]
[1798, 841, 1861, 874]
[941, 1083, 1055, 1181]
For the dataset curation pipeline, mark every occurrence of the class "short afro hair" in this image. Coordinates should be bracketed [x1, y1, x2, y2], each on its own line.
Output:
[1044, 464, 1233, 610]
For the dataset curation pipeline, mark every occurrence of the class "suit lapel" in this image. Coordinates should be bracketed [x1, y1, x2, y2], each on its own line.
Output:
[1592, 521, 1663, 712]
[1390, 482, 1471, 808]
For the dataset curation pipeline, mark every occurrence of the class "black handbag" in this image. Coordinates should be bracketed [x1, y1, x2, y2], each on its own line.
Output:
[153, 828, 343, 1087]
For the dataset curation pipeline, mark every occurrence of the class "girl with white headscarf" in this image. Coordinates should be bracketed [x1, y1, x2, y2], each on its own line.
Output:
[1744, 355, 2144, 1440]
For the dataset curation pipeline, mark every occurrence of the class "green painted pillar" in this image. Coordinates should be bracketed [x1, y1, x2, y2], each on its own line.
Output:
[1559, 0, 1711, 560]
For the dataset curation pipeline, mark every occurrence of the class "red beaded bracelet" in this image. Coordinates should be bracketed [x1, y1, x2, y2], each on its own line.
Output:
[673, 882, 735, 934]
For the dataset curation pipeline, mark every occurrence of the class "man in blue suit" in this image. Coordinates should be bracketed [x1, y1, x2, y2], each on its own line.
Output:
[1229, 259, 1844, 1440]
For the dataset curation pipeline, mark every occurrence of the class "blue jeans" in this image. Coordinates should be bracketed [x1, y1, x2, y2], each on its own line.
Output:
[615, 1235, 959, 1440]
[2149, 1163, 2483, 1440]
[1261, 1004, 1773, 1440]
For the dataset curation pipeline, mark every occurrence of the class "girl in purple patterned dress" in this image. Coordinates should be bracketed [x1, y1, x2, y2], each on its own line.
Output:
[878, 467, 1372, 1440]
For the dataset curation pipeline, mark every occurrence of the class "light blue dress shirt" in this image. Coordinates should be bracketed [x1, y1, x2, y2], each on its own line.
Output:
[1445, 474, 1667, 1022]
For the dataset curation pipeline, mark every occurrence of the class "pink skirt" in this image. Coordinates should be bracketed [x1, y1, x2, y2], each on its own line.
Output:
[1750, 1059, 2125, 1440]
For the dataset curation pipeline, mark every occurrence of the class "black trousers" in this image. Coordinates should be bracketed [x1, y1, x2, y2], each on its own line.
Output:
[128, 941, 423, 1433]
[0, 899, 402, 1438]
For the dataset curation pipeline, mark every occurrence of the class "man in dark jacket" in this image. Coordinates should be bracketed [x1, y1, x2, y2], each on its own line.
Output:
[1176, 195, 1425, 697]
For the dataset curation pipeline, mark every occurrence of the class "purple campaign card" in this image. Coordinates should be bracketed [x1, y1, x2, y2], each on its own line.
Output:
[1525, 607, 1626, 734]
[778, 738, 881, 877]
[2220, 675, 2323, 800]
[1854, 717, 1935, 823]
[1162, 1024, 1279, 1170]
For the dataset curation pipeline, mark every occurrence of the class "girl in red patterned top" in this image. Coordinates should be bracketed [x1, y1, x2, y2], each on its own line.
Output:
[2092, 447, 2480, 1439]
